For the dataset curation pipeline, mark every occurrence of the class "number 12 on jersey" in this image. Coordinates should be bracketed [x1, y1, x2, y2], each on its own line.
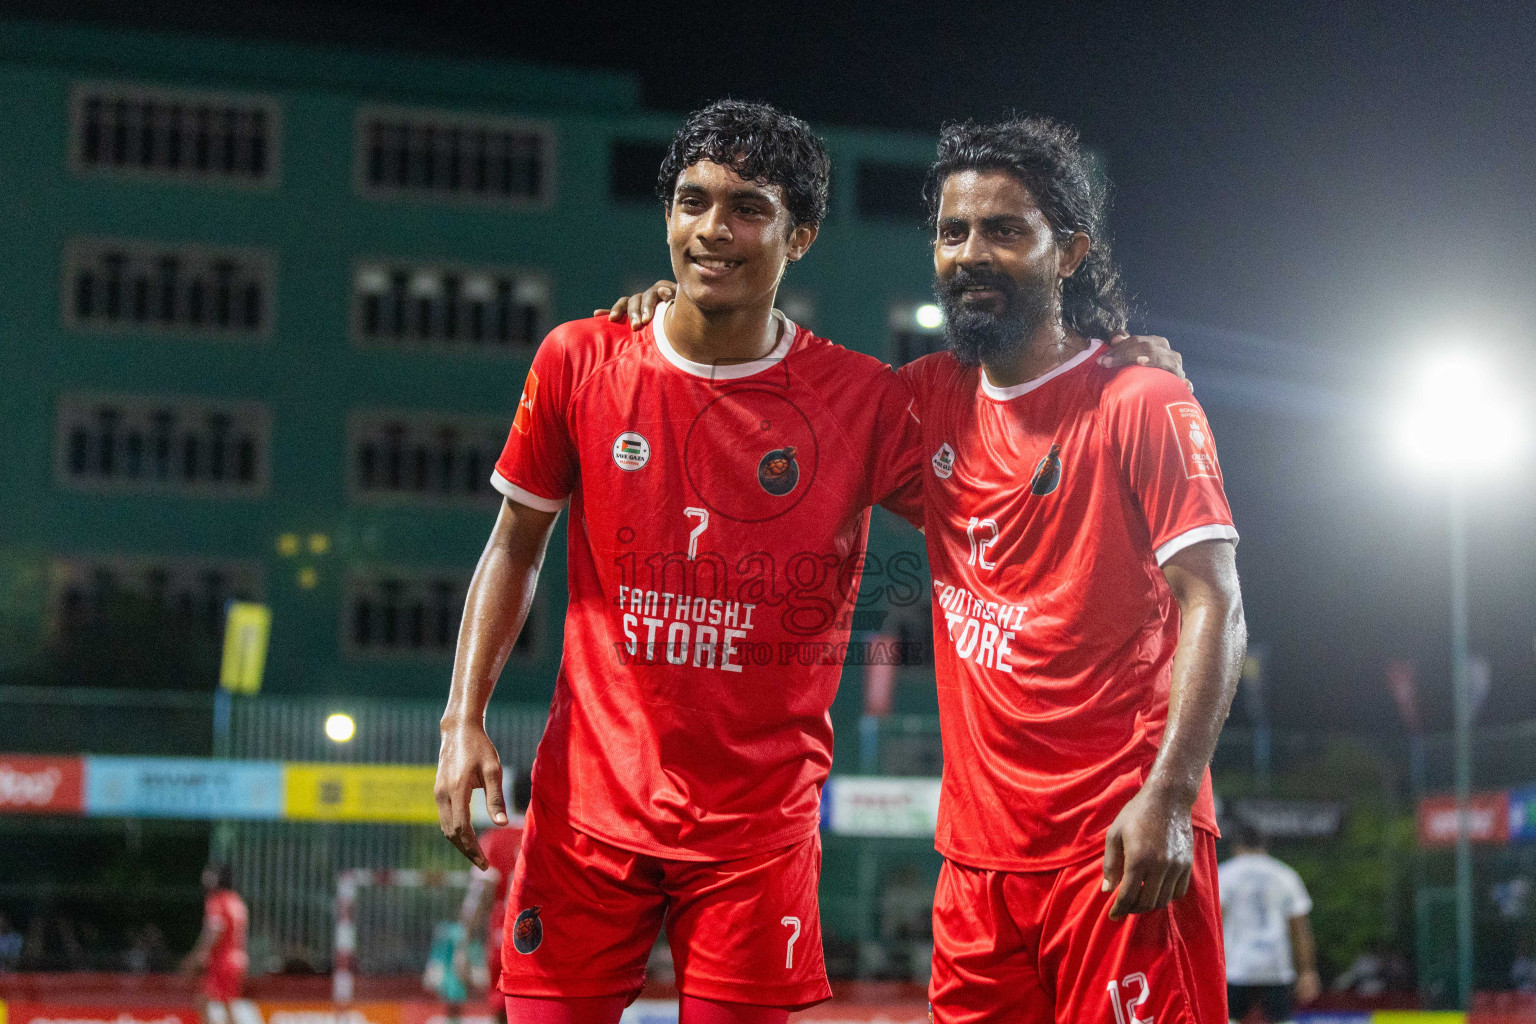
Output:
[966, 517, 999, 570]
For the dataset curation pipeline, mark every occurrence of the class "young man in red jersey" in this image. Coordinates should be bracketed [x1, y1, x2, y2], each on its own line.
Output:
[180, 863, 248, 1022]
[434, 100, 931, 1024]
[902, 117, 1246, 1024]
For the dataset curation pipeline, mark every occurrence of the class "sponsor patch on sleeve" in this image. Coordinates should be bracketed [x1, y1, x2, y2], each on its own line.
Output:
[512, 370, 539, 435]
[1165, 401, 1219, 479]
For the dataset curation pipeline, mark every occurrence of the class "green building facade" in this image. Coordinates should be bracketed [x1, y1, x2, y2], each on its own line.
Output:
[0, 19, 944, 721]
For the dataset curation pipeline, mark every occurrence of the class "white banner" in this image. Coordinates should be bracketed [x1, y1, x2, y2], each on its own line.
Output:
[824, 776, 941, 837]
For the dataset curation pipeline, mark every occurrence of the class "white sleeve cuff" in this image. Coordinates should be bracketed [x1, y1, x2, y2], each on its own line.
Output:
[490, 470, 568, 513]
[1155, 523, 1239, 566]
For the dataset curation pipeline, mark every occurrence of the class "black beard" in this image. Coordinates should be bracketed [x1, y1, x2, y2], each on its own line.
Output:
[935, 267, 1055, 368]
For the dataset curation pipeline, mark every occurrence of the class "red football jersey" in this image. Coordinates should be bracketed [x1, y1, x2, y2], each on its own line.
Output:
[204, 889, 248, 974]
[494, 305, 922, 860]
[900, 340, 1237, 870]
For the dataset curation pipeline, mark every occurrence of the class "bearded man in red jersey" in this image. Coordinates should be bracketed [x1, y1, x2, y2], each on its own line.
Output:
[900, 117, 1246, 1024]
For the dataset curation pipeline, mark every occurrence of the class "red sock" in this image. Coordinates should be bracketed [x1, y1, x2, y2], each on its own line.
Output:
[504, 995, 628, 1024]
[678, 995, 790, 1024]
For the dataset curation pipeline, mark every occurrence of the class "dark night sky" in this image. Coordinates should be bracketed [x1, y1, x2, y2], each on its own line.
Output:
[10, 0, 1536, 736]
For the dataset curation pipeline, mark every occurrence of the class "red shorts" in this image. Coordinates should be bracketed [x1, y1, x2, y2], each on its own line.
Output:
[499, 802, 830, 1010]
[202, 959, 246, 1001]
[930, 830, 1226, 1024]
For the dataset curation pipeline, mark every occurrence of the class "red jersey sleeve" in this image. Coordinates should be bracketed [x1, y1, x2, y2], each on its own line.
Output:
[873, 368, 925, 529]
[492, 325, 580, 512]
[1102, 368, 1238, 565]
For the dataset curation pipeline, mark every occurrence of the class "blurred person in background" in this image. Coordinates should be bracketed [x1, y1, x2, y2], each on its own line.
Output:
[0, 911, 21, 972]
[125, 923, 170, 973]
[181, 864, 248, 1022]
[1512, 940, 1536, 994]
[1219, 822, 1319, 1023]
[456, 768, 533, 1019]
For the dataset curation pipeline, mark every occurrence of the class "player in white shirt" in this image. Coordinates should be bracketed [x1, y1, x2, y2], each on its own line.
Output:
[1218, 823, 1321, 1024]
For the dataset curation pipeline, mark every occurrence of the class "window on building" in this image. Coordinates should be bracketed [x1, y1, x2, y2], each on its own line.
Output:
[610, 140, 669, 203]
[357, 106, 553, 205]
[55, 394, 270, 494]
[889, 301, 947, 365]
[352, 262, 546, 351]
[345, 569, 536, 657]
[72, 83, 279, 184]
[856, 162, 930, 220]
[65, 239, 274, 337]
[349, 413, 507, 506]
[51, 555, 263, 639]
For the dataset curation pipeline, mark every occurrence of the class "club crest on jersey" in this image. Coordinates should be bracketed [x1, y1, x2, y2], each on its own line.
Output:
[511, 906, 543, 954]
[612, 432, 650, 471]
[932, 442, 955, 479]
[758, 446, 800, 495]
[1030, 443, 1063, 496]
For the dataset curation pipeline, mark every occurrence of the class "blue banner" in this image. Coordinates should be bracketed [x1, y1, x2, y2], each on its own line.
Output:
[85, 757, 284, 819]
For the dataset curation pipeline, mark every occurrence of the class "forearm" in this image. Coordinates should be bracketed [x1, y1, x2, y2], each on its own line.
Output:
[1146, 551, 1246, 807]
[459, 882, 492, 934]
[1291, 917, 1317, 974]
[441, 503, 552, 731]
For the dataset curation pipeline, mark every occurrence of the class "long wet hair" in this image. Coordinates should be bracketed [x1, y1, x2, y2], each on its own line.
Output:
[925, 116, 1129, 338]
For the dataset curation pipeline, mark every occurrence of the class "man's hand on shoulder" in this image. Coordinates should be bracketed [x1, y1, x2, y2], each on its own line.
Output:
[596, 280, 676, 329]
[1101, 782, 1196, 920]
[1099, 332, 1192, 392]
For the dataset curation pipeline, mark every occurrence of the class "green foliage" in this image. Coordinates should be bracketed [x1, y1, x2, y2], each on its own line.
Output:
[1217, 736, 1416, 978]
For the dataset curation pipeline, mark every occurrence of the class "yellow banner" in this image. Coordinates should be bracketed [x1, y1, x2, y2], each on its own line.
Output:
[284, 763, 438, 823]
[220, 602, 272, 695]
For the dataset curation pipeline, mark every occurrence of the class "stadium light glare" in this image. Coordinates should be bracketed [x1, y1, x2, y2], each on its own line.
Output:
[1389, 349, 1526, 478]
[914, 304, 944, 330]
[1387, 345, 1529, 1009]
[325, 713, 356, 743]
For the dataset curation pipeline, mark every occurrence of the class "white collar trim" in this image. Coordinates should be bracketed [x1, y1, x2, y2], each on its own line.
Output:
[652, 301, 796, 380]
[979, 338, 1103, 401]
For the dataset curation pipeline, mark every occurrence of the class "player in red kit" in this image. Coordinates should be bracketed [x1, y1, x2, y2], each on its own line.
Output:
[181, 863, 248, 1019]
[904, 118, 1246, 1024]
[434, 101, 929, 1024]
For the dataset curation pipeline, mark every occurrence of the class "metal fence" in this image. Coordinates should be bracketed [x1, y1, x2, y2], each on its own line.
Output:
[225, 695, 547, 973]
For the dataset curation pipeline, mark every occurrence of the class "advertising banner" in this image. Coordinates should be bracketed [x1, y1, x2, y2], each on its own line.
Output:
[1230, 797, 1346, 839]
[0, 756, 84, 815]
[283, 764, 438, 823]
[85, 758, 284, 820]
[1416, 792, 1510, 847]
[220, 602, 272, 696]
[229, 1001, 495, 1024]
[0, 1004, 199, 1024]
[822, 777, 941, 837]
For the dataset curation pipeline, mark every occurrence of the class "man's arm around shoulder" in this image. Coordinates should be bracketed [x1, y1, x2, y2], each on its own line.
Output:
[435, 498, 560, 869]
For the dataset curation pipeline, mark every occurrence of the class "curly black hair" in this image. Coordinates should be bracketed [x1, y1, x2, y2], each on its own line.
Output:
[924, 117, 1129, 339]
[656, 100, 831, 229]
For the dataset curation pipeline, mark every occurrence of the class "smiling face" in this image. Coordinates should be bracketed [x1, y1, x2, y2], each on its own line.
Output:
[932, 168, 1088, 366]
[666, 160, 817, 315]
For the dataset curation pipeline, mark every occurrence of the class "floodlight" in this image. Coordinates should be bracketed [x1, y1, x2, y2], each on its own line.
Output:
[325, 713, 356, 743]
